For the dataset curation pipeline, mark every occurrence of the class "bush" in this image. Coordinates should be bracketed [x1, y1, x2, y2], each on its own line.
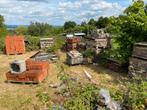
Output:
[58, 73, 99, 110]
[122, 78, 147, 110]
[47, 36, 65, 53]
[0, 15, 7, 53]
[0, 37, 5, 53]
[15, 26, 27, 35]
[106, 1, 147, 63]
[26, 36, 40, 51]
[82, 49, 95, 58]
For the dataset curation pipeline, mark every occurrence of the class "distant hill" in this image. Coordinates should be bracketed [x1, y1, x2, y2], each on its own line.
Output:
[6, 25, 28, 30]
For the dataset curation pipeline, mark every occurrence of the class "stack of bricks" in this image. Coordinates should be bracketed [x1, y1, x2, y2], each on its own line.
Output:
[66, 37, 81, 51]
[5, 35, 25, 55]
[6, 59, 49, 83]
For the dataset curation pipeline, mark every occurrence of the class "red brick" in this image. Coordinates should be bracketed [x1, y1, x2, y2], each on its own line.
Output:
[6, 59, 49, 83]
[5, 35, 25, 55]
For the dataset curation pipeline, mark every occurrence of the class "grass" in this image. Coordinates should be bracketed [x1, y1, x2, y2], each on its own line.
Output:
[0, 51, 129, 110]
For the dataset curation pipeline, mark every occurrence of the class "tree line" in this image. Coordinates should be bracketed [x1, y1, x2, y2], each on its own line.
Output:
[13, 16, 109, 36]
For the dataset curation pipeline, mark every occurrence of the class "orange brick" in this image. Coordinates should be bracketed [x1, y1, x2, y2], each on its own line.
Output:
[5, 35, 25, 55]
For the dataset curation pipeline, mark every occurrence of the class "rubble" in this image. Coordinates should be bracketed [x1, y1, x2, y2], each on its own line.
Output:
[98, 89, 121, 110]
[49, 83, 62, 88]
[52, 104, 67, 110]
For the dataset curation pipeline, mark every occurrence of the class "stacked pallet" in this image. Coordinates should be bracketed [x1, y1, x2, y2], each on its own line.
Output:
[67, 50, 83, 65]
[85, 29, 111, 54]
[66, 37, 81, 51]
[129, 43, 147, 79]
[5, 35, 25, 55]
[40, 38, 54, 49]
[6, 59, 49, 83]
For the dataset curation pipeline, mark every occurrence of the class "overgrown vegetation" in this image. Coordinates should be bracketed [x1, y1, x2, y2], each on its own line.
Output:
[0, 15, 7, 53]
[47, 35, 65, 53]
[105, 0, 147, 63]
[56, 70, 147, 110]
[121, 78, 147, 110]
[82, 49, 95, 58]
[25, 36, 40, 51]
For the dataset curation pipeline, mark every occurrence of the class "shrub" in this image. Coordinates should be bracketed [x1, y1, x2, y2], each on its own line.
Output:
[122, 78, 147, 110]
[58, 71, 99, 110]
[82, 49, 95, 58]
[47, 36, 65, 53]
[26, 36, 40, 51]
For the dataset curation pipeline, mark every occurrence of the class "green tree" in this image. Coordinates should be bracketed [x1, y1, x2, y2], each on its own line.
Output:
[0, 15, 4, 27]
[82, 24, 97, 35]
[96, 16, 109, 28]
[27, 22, 52, 36]
[106, 0, 147, 63]
[73, 25, 85, 32]
[145, 4, 147, 14]
[64, 21, 77, 30]
[81, 21, 87, 26]
[124, 0, 144, 15]
[15, 26, 27, 35]
[88, 18, 96, 26]
[0, 15, 7, 52]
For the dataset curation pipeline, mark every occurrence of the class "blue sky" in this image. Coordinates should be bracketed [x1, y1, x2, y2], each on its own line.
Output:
[0, 0, 146, 25]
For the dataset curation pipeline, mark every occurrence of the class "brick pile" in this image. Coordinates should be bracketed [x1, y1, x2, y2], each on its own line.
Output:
[66, 37, 81, 51]
[5, 35, 25, 55]
[6, 59, 49, 83]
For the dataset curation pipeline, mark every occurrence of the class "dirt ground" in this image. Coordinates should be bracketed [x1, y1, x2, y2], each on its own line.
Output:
[0, 51, 127, 110]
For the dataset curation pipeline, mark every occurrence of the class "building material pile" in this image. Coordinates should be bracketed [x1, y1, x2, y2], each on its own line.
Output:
[5, 35, 25, 55]
[85, 29, 111, 54]
[97, 89, 121, 110]
[66, 50, 83, 65]
[40, 38, 54, 49]
[31, 51, 59, 63]
[30, 51, 50, 61]
[6, 59, 49, 83]
[66, 37, 81, 51]
[129, 43, 147, 79]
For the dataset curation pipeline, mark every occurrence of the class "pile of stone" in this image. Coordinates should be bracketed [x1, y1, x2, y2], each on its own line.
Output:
[94, 89, 121, 110]
[129, 43, 147, 79]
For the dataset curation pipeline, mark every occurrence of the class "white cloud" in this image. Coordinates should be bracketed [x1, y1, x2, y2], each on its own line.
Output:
[0, 0, 10, 4]
[0, 0, 131, 25]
